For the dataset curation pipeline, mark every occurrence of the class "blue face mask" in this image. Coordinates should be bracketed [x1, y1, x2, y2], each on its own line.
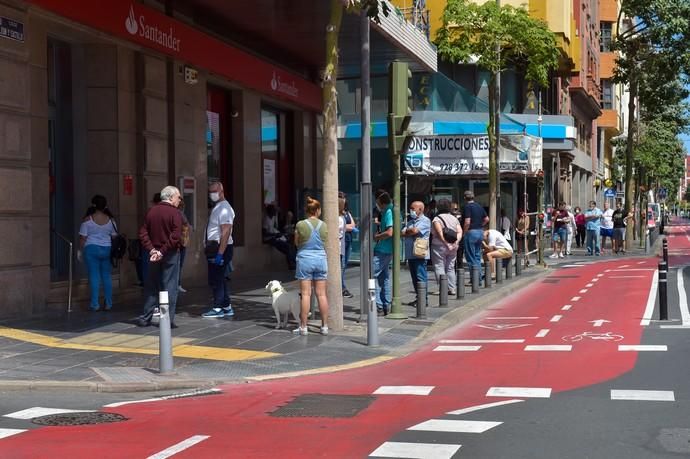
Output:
[409, 210, 417, 219]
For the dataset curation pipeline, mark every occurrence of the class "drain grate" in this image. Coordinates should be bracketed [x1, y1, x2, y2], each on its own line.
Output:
[32, 412, 128, 426]
[269, 394, 376, 418]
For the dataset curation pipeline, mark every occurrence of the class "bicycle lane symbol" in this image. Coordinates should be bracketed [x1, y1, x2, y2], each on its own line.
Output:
[562, 331, 624, 342]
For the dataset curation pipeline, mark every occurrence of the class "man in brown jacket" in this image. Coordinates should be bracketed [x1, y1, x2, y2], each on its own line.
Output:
[137, 186, 182, 328]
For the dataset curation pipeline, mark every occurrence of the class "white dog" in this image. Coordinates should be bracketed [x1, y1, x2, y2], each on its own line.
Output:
[265, 280, 301, 329]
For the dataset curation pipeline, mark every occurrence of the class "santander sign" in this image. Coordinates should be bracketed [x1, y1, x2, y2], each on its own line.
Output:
[125, 5, 181, 52]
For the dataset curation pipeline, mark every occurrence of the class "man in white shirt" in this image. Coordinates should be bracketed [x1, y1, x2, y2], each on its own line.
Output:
[203, 181, 236, 319]
[482, 229, 513, 278]
[600, 201, 614, 255]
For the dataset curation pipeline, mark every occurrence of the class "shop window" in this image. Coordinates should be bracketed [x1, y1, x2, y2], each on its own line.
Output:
[206, 86, 232, 194]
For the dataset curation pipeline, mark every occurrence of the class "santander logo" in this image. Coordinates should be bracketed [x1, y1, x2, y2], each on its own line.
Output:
[270, 71, 299, 98]
[124, 4, 181, 52]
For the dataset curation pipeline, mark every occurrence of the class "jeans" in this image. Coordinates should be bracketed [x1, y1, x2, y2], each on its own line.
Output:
[407, 258, 428, 296]
[141, 249, 180, 322]
[431, 244, 457, 291]
[208, 245, 234, 308]
[84, 244, 112, 309]
[179, 247, 187, 285]
[464, 229, 484, 269]
[373, 251, 392, 310]
[586, 229, 600, 255]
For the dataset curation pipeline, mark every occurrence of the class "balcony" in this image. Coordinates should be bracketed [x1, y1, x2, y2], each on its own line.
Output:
[398, 5, 430, 39]
[599, 109, 621, 133]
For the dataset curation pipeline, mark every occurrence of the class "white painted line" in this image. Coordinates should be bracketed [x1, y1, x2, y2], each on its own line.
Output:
[597, 274, 604, 277]
[524, 345, 572, 351]
[571, 296, 581, 302]
[678, 266, 690, 326]
[637, 261, 646, 265]
[618, 345, 667, 351]
[374, 386, 435, 396]
[610, 269, 656, 271]
[3, 407, 95, 420]
[610, 390, 675, 402]
[535, 329, 550, 338]
[447, 399, 524, 416]
[660, 325, 690, 329]
[641, 270, 659, 326]
[484, 317, 539, 320]
[550, 315, 562, 322]
[433, 345, 481, 352]
[476, 324, 531, 330]
[591, 278, 599, 282]
[619, 265, 630, 268]
[105, 388, 223, 408]
[486, 387, 552, 398]
[370, 442, 461, 459]
[585, 283, 594, 287]
[610, 276, 645, 278]
[579, 289, 588, 293]
[408, 419, 502, 433]
[561, 305, 572, 311]
[562, 264, 584, 268]
[0, 429, 25, 439]
[605, 269, 612, 273]
[147, 435, 211, 459]
[440, 339, 524, 344]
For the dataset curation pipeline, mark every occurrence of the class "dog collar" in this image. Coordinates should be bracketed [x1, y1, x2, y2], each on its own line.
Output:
[271, 287, 283, 293]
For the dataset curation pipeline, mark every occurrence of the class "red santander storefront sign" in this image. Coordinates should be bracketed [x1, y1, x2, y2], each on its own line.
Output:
[28, 0, 322, 112]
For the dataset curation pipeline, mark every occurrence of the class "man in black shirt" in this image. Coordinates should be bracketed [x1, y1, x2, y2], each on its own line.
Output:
[462, 190, 489, 272]
[611, 202, 626, 254]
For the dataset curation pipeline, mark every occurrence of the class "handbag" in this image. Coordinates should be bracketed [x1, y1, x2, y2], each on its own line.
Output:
[438, 215, 458, 243]
[110, 221, 128, 267]
[413, 237, 429, 258]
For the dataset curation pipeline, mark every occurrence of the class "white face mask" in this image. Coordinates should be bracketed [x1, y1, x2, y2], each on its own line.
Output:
[409, 210, 417, 219]
[209, 192, 220, 202]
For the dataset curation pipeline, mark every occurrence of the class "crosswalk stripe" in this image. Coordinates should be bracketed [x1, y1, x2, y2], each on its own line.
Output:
[447, 399, 524, 415]
[373, 386, 434, 396]
[487, 387, 552, 398]
[571, 296, 581, 302]
[610, 390, 675, 401]
[147, 435, 210, 459]
[550, 315, 562, 322]
[561, 305, 572, 311]
[618, 345, 667, 351]
[408, 419, 502, 433]
[524, 345, 572, 351]
[433, 345, 481, 352]
[535, 329, 550, 338]
[370, 442, 461, 459]
[0, 428, 26, 439]
[4, 407, 95, 420]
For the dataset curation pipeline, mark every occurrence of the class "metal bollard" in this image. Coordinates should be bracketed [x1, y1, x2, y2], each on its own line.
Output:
[158, 291, 174, 374]
[662, 238, 668, 264]
[471, 266, 480, 293]
[439, 274, 448, 307]
[495, 259, 503, 284]
[367, 279, 379, 346]
[416, 282, 427, 319]
[456, 266, 465, 299]
[484, 263, 491, 288]
[515, 252, 522, 276]
[505, 256, 513, 279]
[659, 262, 668, 320]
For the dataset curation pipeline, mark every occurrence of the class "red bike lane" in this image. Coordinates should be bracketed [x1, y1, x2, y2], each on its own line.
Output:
[2, 258, 657, 458]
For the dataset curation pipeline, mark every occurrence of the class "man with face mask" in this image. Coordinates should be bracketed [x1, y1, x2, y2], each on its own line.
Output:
[202, 181, 236, 319]
[402, 201, 430, 307]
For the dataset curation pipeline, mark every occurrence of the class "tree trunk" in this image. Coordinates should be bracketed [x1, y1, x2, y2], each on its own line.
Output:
[487, 72, 498, 229]
[322, 0, 344, 330]
[624, 77, 637, 251]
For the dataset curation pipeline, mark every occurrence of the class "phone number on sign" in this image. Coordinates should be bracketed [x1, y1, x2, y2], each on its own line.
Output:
[437, 162, 486, 172]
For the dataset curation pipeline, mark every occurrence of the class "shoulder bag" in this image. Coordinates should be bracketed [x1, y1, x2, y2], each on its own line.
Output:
[438, 215, 458, 244]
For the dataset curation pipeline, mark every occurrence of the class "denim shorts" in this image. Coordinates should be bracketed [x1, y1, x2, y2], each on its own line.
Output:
[295, 253, 328, 281]
[552, 227, 567, 243]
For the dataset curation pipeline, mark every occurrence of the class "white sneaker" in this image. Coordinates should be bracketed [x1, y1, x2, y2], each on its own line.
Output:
[549, 253, 559, 259]
[558, 253, 564, 258]
[320, 326, 329, 336]
[292, 326, 308, 336]
[178, 285, 187, 293]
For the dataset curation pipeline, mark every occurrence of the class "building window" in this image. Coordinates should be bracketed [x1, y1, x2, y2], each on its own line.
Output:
[600, 22, 613, 52]
[601, 79, 613, 110]
[261, 109, 279, 206]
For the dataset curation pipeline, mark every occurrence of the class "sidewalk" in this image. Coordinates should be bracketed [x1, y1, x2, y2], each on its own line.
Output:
[0, 240, 655, 392]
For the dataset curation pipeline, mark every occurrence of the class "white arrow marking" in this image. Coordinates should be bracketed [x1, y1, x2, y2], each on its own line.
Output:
[589, 319, 611, 327]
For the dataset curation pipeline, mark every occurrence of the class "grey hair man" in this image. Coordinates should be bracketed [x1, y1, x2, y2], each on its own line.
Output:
[138, 185, 182, 328]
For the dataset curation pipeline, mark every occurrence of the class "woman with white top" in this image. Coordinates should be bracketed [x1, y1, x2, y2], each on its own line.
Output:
[79, 195, 118, 311]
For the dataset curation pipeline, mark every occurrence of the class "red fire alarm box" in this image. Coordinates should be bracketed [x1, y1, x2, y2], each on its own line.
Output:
[123, 174, 133, 196]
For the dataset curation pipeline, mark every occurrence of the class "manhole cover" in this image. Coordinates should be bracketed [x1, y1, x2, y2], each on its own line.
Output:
[32, 412, 128, 426]
[269, 394, 376, 418]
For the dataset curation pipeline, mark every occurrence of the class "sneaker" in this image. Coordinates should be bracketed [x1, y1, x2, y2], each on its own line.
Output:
[558, 253, 564, 258]
[549, 253, 559, 259]
[222, 306, 234, 317]
[178, 285, 187, 293]
[292, 326, 308, 335]
[320, 325, 329, 335]
[202, 308, 225, 318]
[342, 289, 354, 298]
[448, 290, 456, 296]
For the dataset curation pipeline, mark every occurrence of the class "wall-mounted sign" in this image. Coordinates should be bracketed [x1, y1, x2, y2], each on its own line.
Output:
[0, 16, 24, 42]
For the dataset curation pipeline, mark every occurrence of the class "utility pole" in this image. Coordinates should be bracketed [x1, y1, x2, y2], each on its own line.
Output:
[359, 11, 373, 324]
[386, 61, 413, 320]
[495, 0, 501, 229]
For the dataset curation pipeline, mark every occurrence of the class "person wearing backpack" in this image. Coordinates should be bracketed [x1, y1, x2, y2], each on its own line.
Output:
[78, 195, 118, 311]
[431, 199, 463, 296]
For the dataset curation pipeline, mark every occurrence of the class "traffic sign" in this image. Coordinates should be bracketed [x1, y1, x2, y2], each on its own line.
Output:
[658, 188, 668, 199]
[604, 188, 616, 198]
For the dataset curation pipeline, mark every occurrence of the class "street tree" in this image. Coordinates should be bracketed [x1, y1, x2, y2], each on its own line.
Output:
[435, 0, 559, 228]
[322, 0, 389, 330]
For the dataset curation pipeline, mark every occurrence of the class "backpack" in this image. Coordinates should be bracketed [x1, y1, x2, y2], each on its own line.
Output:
[110, 221, 128, 267]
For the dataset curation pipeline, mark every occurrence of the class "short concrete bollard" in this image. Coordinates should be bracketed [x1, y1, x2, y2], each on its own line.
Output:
[439, 274, 448, 307]
[495, 259, 503, 284]
[456, 266, 465, 299]
[505, 257, 513, 279]
[416, 282, 427, 319]
[484, 263, 491, 288]
[471, 266, 480, 293]
[158, 291, 174, 375]
[515, 252, 522, 276]
[659, 261, 668, 320]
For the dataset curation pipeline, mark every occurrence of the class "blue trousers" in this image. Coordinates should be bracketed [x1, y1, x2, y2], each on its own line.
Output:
[84, 244, 112, 309]
[586, 229, 600, 255]
[208, 245, 234, 308]
[407, 258, 428, 296]
[373, 251, 392, 310]
[464, 229, 484, 269]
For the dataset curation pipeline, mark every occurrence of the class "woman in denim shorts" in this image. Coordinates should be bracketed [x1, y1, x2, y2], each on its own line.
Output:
[293, 197, 330, 336]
